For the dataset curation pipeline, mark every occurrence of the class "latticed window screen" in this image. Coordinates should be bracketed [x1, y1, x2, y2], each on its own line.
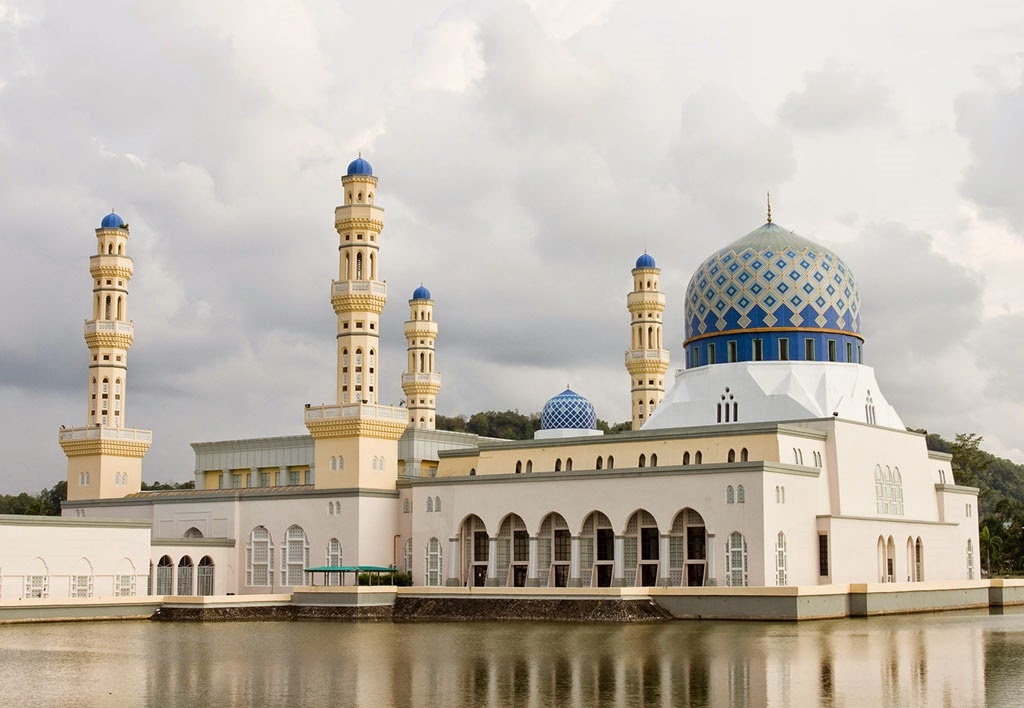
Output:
[726, 532, 748, 587]
[426, 538, 443, 586]
[248, 527, 273, 587]
[496, 521, 512, 587]
[404, 539, 413, 574]
[580, 516, 595, 586]
[196, 559, 215, 596]
[284, 526, 309, 586]
[156, 560, 173, 595]
[25, 575, 48, 599]
[115, 574, 135, 597]
[776, 532, 788, 586]
[624, 513, 639, 586]
[72, 575, 93, 598]
[177, 561, 193, 596]
[327, 539, 342, 567]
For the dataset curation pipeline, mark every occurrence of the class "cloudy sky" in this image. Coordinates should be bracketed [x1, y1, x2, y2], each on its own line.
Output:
[1, 0, 1023, 491]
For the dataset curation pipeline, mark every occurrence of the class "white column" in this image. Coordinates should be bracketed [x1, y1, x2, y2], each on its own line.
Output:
[706, 533, 717, 586]
[659, 534, 671, 587]
[446, 537, 460, 586]
[613, 535, 625, 587]
[486, 536, 498, 586]
[526, 536, 540, 587]
[569, 536, 581, 587]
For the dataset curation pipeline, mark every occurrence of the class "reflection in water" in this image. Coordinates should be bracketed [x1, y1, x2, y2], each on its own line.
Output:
[2, 609, 1024, 707]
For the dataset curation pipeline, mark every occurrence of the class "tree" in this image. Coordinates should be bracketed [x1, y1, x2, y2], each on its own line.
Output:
[951, 432, 985, 487]
[142, 480, 195, 491]
[38, 481, 67, 516]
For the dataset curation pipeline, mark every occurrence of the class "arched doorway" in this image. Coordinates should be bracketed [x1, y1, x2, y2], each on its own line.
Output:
[156, 555, 173, 595]
[669, 508, 707, 586]
[538, 512, 571, 587]
[496, 514, 528, 587]
[580, 511, 614, 587]
[625, 509, 660, 586]
[197, 556, 215, 596]
[459, 515, 489, 587]
[177, 556, 194, 596]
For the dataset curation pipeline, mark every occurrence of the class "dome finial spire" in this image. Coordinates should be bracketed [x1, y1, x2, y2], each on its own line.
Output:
[767, 192, 772, 223]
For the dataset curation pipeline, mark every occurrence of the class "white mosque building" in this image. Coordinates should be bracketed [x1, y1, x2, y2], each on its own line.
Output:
[0, 156, 979, 599]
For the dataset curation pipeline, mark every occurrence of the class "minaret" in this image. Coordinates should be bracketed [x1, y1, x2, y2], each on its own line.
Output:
[626, 252, 670, 430]
[402, 285, 441, 429]
[59, 211, 151, 501]
[305, 156, 408, 493]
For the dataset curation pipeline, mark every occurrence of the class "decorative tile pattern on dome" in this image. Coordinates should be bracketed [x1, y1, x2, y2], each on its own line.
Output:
[685, 223, 861, 342]
[541, 389, 597, 430]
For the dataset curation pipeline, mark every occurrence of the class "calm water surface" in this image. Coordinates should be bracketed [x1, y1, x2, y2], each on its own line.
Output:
[4, 609, 1024, 707]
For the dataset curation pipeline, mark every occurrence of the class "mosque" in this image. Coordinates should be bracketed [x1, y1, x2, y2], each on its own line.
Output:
[1, 156, 980, 599]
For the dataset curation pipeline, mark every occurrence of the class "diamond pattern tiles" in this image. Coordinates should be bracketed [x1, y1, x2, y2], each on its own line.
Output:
[541, 389, 597, 430]
[684, 223, 862, 342]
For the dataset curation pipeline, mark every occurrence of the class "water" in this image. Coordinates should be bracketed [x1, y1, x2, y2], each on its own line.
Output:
[3, 609, 1024, 707]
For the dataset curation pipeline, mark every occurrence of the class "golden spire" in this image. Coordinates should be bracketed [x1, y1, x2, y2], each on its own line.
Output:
[767, 192, 772, 223]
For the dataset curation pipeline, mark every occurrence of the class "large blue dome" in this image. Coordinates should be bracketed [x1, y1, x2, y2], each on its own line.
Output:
[412, 285, 431, 300]
[346, 156, 373, 176]
[684, 222, 863, 367]
[635, 252, 657, 269]
[100, 211, 125, 229]
[541, 389, 597, 430]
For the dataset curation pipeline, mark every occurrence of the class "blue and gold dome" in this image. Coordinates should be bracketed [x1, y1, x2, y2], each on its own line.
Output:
[684, 222, 863, 367]
[541, 389, 597, 430]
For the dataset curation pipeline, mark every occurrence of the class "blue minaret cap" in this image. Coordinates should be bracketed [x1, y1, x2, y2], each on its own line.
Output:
[635, 252, 656, 268]
[412, 285, 431, 300]
[346, 155, 373, 176]
[101, 211, 125, 229]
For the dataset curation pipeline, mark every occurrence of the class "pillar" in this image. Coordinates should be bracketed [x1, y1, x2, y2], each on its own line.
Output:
[485, 536, 498, 586]
[569, 536, 582, 587]
[612, 535, 625, 587]
[659, 534, 671, 587]
[706, 532, 717, 586]
[526, 536, 540, 587]
[446, 537, 460, 586]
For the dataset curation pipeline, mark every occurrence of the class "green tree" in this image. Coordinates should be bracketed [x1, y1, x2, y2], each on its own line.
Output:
[38, 480, 67, 516]
[951, 432, 985, 487]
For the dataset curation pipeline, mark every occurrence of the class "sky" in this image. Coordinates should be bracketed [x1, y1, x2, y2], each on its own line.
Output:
[1, 0, 1023, 491]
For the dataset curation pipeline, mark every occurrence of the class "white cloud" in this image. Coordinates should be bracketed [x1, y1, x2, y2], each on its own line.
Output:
[779, 62, 891, 132]
[521, 0, 619, 40]
[414, 18, 486, 93]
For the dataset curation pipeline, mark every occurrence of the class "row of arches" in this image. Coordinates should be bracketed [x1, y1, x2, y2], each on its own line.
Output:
[875, 535, 926, 583]
[440, 508, 711, 589]
[95, 293, 126, 321]
[14, 557, 140, 599]
[632, 324, 663, 350]
[343, 250, 377, 281]
[875, 465, 905, 515]
[98, 240, 125, 255]
[509, 448, 754, 476]
[154, 555, 215, 596]
[245, 525, 311, 587]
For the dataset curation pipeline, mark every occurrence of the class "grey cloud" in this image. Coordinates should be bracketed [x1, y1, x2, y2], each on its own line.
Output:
[778, 63, 891, 132]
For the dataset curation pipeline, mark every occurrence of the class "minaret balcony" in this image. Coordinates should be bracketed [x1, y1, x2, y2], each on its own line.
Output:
[89, 253, 134, 279]
[305, 402, 409, 425]
[331, 280, 387, 314]
[402, 372, 442, 387]
[625, 349, 671, 366]
[84, 319, 134, 347]
[332, 280, 387, 298]
[59, 425, 152, 443]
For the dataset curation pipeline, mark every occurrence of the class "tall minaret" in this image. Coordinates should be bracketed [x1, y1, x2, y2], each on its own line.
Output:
[402, 285, 441, 429]
[626, 253, 670, 430]
[59, 211, 151, 501]
[305, 156, 408, 494]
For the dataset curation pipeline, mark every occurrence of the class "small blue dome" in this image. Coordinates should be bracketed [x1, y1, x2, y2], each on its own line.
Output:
[100, 212, 124, 229]
[412, 285, 431, 300]
[635, 252, 656, 269]
[346, 156, 373, 176]
[541, 388, 597, 430]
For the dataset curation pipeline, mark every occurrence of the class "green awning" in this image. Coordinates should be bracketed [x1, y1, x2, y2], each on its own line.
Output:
[304, 565, 395, 573]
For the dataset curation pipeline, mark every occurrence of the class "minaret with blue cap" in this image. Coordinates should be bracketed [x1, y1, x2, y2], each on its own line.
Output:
[625, 252, 670, 430]
[304, 156, 409, 498]
[59, 211, 151, 501]
[402, 284, 441, 432]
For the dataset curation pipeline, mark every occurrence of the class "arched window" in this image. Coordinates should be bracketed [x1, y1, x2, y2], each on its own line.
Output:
[426, 497, 433, 512]
[337, 456, 344, 470]
[327, 538, 342, 569]
[183, 527, 203, 539]
[283, 526, 309, 586]
[555, 458, 562, 472]
[728, 449, 736, 463]
[967, 539, 974, 579]
[874, 465, 884, 513]
[434, 496, 440, 512]
[526, 460, 533, 473]
[565, 458, 573, 472]
[596, 456, 603, 470]
[331, 456, 337, 471]
[356, 252, 363, 279]
[650, 453, 658, 467]
[725, 532, 748, 587]
[726, 486, 735, 504]
[369, 252, 376, 279]
[516, 461, 522, 474]
[776, 532, 788, 586]
[404, 538, 413, 573]
[177, 556, 194, 596]
[105, 295, 112, 318]
[683, 451, 691, 465]
[197, 556, 215, 596]
[892, 467, 904, 515]
[246, 527, 273, 587]
[156, 556, 173, 595]
[695, 451, 703, 465]
[737, 485, 745, 503]
[915, 537, 924, 582]
[781, 486, 785, 503]
[607, 455, 614, 470]
[740, 448, 749, 462]
[403, 498, 410, 513]
[638, 454, 646, 468]
[328, 502, 334, 516]
[71, 558, 94, 598]
[425, 537, 443, 586]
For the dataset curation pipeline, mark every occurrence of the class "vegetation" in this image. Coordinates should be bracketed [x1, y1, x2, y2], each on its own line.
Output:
[0, 480, 66, 516]
[436, 409, 632, 440]
[141, 480, 195, 491]
[358, 571, 413, 586]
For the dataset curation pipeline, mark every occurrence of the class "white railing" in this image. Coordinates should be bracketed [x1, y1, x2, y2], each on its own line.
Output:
[332, 281, 387, 297]
[84, 320, 134, 335]
[59, 426, 152, 443]
[304, 403, 408, 424]
[624, 350, 670, 362]
[401, 373, 442, 385]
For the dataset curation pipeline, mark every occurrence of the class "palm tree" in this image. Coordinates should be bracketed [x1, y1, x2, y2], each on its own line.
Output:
[980, 526, 1004, 576]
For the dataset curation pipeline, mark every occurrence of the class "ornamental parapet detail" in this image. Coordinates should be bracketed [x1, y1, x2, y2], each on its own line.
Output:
[58, 425, 152, 457]
[335, 216, 384, 233]
[305, 403, 408, 440]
